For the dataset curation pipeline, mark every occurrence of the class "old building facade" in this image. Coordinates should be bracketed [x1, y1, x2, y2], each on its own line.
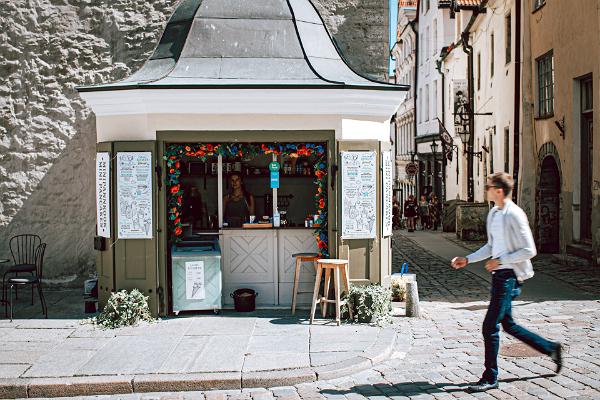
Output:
[391, 1, 418, 205]
[519, 0, 600, 262]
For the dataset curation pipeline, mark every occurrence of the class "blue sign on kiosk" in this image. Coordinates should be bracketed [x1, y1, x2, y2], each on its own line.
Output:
[270, 171, 279, 188]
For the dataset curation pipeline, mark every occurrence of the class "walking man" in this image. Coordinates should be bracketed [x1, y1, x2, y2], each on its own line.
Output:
[451, 172, 562, 392]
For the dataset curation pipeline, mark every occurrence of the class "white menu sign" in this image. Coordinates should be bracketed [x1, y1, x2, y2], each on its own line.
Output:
[117, 152, 153, 239]
[96, 152, 111, 238]
[341, 151, 377, 239]
[185, 261, 205, 300]
[382, 151, 393, 237]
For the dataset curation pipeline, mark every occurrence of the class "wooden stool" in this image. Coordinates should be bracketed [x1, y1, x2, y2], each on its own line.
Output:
[310, 259, 352, 326]
[291, 252, 319, 315]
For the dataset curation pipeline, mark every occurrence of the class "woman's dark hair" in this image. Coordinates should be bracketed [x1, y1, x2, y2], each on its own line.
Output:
[229, 172, 251, 202]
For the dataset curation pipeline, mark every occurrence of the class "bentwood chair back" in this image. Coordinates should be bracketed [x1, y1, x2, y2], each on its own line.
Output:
[10, 234, 41, 267]
[7, 243, 47, 321]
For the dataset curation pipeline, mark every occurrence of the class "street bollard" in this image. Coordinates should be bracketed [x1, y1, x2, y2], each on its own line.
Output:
[405, 281, 420, 318]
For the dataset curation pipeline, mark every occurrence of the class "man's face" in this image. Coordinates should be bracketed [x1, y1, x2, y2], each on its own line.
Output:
[485, 179, 503, 202]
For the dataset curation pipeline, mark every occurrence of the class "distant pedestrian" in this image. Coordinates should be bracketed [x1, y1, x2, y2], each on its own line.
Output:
[392, 195, 401, 229]
[450, 172, 562, 393]
[403, 194, 417, 232]
[418, 195, 430, 230]
[429, 194, 441, 230]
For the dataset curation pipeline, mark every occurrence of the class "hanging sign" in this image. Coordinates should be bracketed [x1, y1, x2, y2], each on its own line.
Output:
[117, 152, 153, 239]
[96, 152, 110, 238]
[405, 162, 419, 176]
[185, 261, 205, 300]
[341, 151, 377, 239]
[269, 161, 280, 172]
[270, 171, 280, 188]
[382, 151, 393, 237]
[453, 79, 469, 135]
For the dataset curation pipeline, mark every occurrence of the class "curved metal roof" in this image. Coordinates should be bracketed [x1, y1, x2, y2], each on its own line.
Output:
[78, 0, 409, 92]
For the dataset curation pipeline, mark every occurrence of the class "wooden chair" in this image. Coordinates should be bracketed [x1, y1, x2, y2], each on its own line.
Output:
[310, 259, 352, 326]
[290, 252, 319, 315]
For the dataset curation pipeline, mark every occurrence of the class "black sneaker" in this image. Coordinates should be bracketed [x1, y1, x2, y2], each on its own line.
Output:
[467, 379, 498, 393]
[551, 343, 563, 374]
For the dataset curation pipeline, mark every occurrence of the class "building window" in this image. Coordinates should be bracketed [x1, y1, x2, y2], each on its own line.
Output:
[582, 76, 593, 112]
[419, 88, 423, 122]
[425, 84, 430, 121]
[504, 127, 510, 173]
[433, 19, 437, 55]
[432, 81, 437, 119]
[426, 27, 430, 60]
[536, 50, 554, 117]
[505, 13, 512, 64]
[419, 34, 423, 65]
[534, 0, 546, 11]
[490, 33, 495, 78]
[477, 52, 481, 91]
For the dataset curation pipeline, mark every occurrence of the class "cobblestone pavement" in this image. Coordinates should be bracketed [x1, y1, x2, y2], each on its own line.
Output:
[38, 230, 600, 400]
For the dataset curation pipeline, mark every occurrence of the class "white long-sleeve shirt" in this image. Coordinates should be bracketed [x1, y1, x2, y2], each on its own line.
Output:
[466, 199, 536, 282]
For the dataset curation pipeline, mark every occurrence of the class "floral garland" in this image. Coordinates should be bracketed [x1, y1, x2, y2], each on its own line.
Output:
[164, 143, 329, 257]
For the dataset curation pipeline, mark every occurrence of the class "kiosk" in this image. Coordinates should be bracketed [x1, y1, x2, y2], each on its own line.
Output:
[79, 0, 408, 315]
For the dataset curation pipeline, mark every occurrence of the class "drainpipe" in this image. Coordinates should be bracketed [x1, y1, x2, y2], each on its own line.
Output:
[461, 31, 475, 203]
[410, 19, 419, 196]
[436, 60, 446, 203]
[512, 0, 521, 203]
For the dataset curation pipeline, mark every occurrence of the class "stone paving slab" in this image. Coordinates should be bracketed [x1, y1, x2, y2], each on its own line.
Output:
[0, 309, 396, 399]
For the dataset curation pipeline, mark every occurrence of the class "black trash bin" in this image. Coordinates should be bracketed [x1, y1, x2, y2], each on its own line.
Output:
[231, 288, 258, 312]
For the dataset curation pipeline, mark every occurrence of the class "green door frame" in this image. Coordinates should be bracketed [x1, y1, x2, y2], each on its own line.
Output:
[156, 130, 336, 314]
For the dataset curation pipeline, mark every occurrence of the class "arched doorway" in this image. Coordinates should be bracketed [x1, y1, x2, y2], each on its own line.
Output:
[538, 156, 561, 253]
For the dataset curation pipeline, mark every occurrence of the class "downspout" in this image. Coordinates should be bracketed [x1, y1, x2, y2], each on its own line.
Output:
[436, 60, 446, 203]
[512, 0, 521, 203]
[410, 19, 419, 195]
[460, 1, 488, 202]
[461, 32, 475, 202]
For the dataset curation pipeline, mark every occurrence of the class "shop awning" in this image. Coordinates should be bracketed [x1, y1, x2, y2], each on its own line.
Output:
[77, 0, 409, 93]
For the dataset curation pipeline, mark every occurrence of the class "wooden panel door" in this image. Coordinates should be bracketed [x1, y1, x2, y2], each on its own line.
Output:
[113, 141, 159, 315]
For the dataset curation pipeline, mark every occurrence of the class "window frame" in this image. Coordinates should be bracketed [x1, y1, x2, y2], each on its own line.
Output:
[536, 50, 555, 119]
[505, 13, 512, 64]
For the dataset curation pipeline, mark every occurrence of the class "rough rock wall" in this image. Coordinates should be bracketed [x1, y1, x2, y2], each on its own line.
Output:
[0, 0, 389, 286]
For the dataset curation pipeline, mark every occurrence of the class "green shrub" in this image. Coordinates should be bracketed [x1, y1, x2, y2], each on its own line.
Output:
[91, 289, 156, 329]
[344, 284, 392, 326]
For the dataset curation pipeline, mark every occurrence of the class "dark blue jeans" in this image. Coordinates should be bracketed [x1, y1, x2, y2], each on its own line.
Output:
[482, 269, 557, 383]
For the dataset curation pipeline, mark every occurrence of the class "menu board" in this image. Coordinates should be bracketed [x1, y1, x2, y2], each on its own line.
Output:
[341, 151, 377, 239]
[185, 261, 206, 300]
[96, 152, 110, 238]
[117, 152, 153, 239]
[382, 151, 393, 237]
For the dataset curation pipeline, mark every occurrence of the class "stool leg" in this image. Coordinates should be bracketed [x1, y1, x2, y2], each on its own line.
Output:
[309, 265, 323, 324]
[291, 257, 301, 315]
[341, 264, 353, 320]
[322, 268, 331, 318]
[334, 267, 341, 326]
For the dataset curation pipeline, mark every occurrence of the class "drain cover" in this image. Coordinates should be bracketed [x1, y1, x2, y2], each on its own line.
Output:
[500, 343, 543, 358]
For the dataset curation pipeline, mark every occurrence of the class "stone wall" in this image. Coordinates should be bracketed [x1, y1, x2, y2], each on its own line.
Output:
[0, 0, 390, 286]
[456, 203, 489, 242]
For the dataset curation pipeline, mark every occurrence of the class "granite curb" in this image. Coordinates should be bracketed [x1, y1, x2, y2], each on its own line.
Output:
[1, 328, 398, 399]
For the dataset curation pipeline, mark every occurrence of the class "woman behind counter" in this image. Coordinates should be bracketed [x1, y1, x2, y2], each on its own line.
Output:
[223, 172, 255, 227]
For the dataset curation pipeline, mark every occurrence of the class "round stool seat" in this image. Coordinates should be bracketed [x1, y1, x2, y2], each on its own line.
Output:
[292, 252, 319, 258]
[317, 259, 348, 265]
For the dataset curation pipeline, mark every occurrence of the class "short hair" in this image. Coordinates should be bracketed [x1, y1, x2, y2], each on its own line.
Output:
[488, 172, 514, 197]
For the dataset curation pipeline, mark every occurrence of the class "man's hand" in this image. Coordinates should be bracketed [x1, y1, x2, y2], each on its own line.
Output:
[451, 257, 468, 269]
[485, 259, 500, 272]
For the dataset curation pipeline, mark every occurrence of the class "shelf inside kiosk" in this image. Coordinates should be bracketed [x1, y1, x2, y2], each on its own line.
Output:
[176, 150, 319, 232]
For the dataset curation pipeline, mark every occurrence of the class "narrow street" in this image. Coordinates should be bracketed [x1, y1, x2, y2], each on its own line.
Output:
[66, 230, 600, 400]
